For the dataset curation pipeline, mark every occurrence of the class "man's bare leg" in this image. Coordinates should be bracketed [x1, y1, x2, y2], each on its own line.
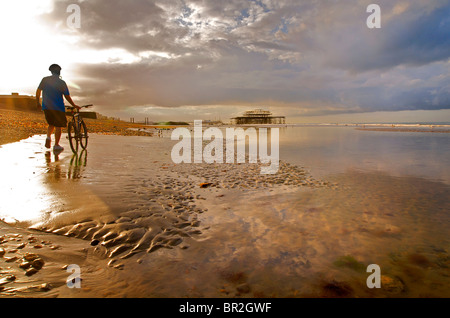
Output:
[47, 125, 55, 138]
[46, 125, 55, 148]
[54, 127, 62, 146]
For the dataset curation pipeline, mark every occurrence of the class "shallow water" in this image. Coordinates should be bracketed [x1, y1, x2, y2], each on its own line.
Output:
[0, 128, 448, 297]
[280, 126, 450, 183]
[276, 127, 450, 296]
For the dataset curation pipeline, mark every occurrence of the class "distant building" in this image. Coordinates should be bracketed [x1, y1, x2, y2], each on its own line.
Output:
[0, 92, 98, 119]
[231, 109, 286, 125]
[203, 119, 224, 126]
[0, 93, 36, 111]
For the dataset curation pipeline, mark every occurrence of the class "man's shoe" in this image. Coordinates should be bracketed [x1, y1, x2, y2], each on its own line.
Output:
[53, 145, 64, 153]
[45, 137, 51, 148]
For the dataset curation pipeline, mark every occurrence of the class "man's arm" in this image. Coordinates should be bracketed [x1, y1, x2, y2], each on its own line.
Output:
[35, 89, 42, 110]
[64, 94, 81, 110]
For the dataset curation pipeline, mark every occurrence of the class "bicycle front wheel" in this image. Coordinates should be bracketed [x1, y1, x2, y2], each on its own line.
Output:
[68, 121, 79, 153]
[79, 120, 88, 149]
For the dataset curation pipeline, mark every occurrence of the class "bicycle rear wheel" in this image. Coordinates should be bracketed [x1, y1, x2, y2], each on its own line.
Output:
[68, 121, 79, 153]
[79, 120, 88, 149]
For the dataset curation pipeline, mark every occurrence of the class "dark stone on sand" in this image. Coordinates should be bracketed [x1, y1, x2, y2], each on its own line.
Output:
[0, 275, 16, 287]
[19, 261, 32, 269]
[6, 275, 16, 282]
[31, 258, 45, 270]
[25, 268, 38, 276]
[90, 239, 100, 246]
[23, 253, 39, 262]
[39, 283, 52, 292]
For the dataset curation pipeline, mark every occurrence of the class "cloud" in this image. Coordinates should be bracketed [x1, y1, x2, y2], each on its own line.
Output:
[322, 1, 450, 72]
[37, 0, 450, 119]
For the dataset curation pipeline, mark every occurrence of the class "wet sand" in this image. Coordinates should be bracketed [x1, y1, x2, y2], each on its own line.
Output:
[0, 132, 449, 298]
[0, 133, 330, 297]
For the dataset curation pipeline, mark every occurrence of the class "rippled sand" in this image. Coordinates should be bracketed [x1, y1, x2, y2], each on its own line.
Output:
[0, 134, 448, 297]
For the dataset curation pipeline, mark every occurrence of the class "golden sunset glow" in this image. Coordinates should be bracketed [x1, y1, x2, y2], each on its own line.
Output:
[1, 0, 449, 122]
[0, 0, 449, 301]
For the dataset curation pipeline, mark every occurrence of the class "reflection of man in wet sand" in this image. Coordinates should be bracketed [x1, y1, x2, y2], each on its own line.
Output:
[36, 64, 80, 153]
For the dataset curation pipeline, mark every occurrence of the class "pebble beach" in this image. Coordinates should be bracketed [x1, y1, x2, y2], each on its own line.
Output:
[0, 108, 158, 145]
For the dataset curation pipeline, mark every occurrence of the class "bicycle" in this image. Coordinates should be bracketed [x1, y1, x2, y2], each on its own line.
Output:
[66, 104, 93, 153]
[68, 149, 87, 179]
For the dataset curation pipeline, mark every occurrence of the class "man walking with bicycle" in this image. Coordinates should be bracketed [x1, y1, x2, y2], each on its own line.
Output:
[36, 64, 80, 152]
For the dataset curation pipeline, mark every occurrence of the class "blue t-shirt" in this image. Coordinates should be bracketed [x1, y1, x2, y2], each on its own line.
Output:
[38, 75, 70, 112]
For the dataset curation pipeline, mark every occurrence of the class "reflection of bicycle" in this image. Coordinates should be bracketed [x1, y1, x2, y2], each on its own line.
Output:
[66, 104, 93, 153]
[68, 149, 87, 179]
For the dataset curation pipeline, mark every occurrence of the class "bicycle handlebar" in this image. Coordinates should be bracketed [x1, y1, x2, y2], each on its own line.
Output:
[66, 104, 93, 111]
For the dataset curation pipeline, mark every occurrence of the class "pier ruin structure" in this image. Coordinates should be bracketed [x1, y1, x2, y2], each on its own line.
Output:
[232, 109, 285, 125]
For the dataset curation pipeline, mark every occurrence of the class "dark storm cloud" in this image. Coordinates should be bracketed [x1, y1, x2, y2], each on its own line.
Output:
[43, 0, 187, 53]
[39, 0, 450, 116]
[324, 2, 450, 72]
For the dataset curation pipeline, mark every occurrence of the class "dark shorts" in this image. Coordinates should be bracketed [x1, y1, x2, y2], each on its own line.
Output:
[44, 109, 67, 128]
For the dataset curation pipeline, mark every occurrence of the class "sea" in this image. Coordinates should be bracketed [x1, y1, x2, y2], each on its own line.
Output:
[277, 123, 450, 183]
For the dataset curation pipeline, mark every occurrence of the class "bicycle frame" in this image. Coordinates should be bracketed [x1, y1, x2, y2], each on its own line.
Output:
[66, 104, 92, 153]
[73, 112, 83, 132]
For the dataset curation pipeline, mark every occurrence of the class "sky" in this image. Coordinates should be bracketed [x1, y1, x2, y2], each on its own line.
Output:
[0, 0, 449, 123]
